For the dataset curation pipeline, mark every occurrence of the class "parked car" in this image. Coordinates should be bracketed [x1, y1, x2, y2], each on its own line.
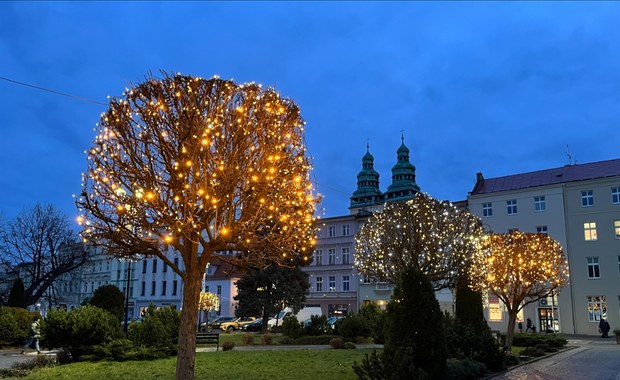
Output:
[219, 317, 257, 332]
[200, 316, 236, 332]
[327, 316, 344, 330]
[242, 318, 267, 332]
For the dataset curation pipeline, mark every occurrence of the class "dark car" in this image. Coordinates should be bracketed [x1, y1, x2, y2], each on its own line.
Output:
[242, 318, 265, 332]
[200, 316, 236, 332]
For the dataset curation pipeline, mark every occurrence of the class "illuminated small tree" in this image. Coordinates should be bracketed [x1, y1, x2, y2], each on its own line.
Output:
[355, 192, 486, 290]
[77, 73, 317, 379]
[471, 231, 569, 350]
[198, 291, 219, 326]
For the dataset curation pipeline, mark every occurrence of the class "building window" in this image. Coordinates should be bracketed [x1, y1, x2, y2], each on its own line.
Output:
[117, 269, 121, 280]
[587, 257, 600, 279]
[506, 200, 517, 215]
[482, 202, 493, 217]
[613, 187, 620, 204]
[161, 281, 167, 296]
[172, 280, 177, 296]
[217, 285, 222, 295]
[488, 299, 503, 322]
[342, 275, 350, 291]
[536, 225, 548, 234]
[342, 225, 350, 236]
[615, 220, 620, 239]
[205, 285, 209, 293]
[328, 249, 336, 265]
[587, 295, 606, 322]
[328, 276, 336, 291]
[584, 222, 597, 241]
[314, 250, 323, 266]
[140, 281, 145, 296]
[163, 262, 167, 273]
[534, 196, 546, 212]
[328, 226, 336, 237]
[151, 281, 156, 296]
[142, 260, 147, 274]
[582, 190, 594, 207]
[316, 277, 323, 292]
[173, 257, 179, 268]
[342, 247, 350, 264]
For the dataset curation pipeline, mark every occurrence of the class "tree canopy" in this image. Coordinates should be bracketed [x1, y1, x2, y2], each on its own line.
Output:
[471, 231, 569, 350]
[90, 284, 125, 322]
[234, 263, 310, 332]
[76, 72, 317, 379]
[0, 204, 88, 307]
[355, 192, 486, 290]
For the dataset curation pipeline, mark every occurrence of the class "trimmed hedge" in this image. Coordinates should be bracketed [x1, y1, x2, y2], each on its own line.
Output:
[291, 335, 337, 345]
[512, 333, 567, 348]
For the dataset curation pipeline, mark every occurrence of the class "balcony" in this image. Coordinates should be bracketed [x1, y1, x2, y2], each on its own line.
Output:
[375, 282, 391, 292]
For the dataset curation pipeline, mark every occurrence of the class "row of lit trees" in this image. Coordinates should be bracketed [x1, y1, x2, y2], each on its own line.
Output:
[75, 71, 567, 378]
[355, 192, 569, 351]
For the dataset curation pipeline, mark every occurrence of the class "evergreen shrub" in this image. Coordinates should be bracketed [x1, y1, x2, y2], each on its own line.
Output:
[335, 314, 371, 341]
[43, 305, 121, 360]
[444, 359, 487, 380]
[282, 315, 304, 338]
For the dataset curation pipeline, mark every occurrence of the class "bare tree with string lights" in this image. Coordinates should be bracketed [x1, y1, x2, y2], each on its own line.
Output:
[470, 231, 569, 351]
[76, 73, 318, 379]
[354, 192, 486, 290]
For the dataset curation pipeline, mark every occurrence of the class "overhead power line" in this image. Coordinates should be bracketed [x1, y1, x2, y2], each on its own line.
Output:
[0, 75, 107, 106]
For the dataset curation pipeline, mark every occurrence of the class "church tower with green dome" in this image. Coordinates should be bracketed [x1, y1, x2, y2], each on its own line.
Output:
[384, 134, 420, 202]
[349, 144, 383, 214]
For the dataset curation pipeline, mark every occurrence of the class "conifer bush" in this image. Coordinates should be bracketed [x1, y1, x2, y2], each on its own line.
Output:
[43, 305, 121, 360]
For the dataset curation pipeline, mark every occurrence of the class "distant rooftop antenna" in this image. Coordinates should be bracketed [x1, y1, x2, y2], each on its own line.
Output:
[566, 144, 575, 165]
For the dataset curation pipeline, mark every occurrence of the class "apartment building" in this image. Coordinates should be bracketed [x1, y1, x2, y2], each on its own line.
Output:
[468, 158, 620, 335]
[304, 214, 359, 316]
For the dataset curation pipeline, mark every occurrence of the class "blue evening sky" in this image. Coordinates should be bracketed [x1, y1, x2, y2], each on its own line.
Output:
[1, 2, 618, 222]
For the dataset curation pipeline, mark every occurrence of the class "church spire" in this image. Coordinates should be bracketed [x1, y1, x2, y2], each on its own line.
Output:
[385, 134, 420, 202]
[349, 143, 382, 213]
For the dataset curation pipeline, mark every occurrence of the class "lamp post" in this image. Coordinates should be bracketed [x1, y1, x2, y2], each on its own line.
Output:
[123, 261, 132, 334]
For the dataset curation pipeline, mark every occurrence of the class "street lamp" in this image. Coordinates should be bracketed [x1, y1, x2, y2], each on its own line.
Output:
[123, 260, 133, 333]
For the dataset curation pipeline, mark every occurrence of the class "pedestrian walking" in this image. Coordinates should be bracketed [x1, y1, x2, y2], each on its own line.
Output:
[599, 318, 610, 338]
[526, 317, 532, 332]
[518, 321, 523, 333]
[22, 316, 41, 354]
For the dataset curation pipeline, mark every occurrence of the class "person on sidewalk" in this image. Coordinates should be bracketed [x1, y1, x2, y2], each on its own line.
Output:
[21, 316, 42, 354]
[599, 318, 610, 338]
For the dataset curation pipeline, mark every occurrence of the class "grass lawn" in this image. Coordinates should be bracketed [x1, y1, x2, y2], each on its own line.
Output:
[23, 348, 376, 380]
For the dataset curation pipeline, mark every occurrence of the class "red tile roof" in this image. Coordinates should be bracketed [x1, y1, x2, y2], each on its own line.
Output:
[472, 158, 620, 195]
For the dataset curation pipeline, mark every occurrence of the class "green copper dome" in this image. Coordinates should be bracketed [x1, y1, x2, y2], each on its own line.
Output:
[385, 137, 420, 201]
[350, 144, 382, 209]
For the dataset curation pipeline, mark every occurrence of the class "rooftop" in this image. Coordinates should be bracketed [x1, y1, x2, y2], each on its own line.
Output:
[471, 158, 620, 195]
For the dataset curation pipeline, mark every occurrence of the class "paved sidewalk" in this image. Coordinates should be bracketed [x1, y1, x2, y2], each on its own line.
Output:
[0, 350, 57, 369]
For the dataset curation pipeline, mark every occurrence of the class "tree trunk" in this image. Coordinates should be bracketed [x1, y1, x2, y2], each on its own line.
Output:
[505, 308, 518, 352]
[175, 269, 202, 380]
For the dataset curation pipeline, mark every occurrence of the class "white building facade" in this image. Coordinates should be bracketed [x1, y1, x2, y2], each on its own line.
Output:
[468, 158, 620, 335]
